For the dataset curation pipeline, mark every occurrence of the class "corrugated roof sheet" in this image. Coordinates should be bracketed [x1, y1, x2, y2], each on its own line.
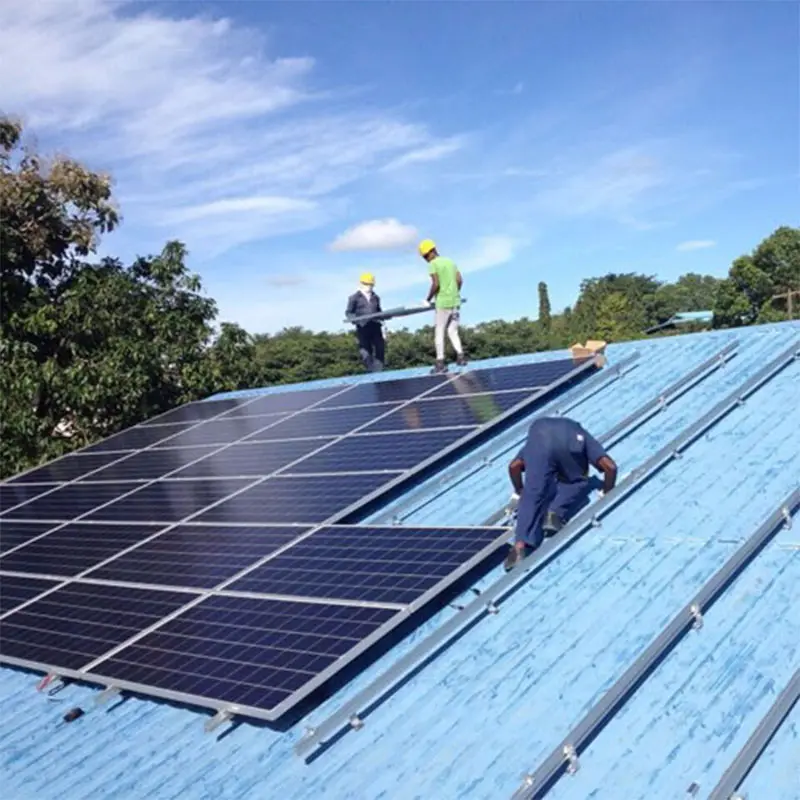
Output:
[1, 321, 798, 800]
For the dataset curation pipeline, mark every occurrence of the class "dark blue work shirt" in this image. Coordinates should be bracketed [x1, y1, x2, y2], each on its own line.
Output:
[345, 291, 382, 327]
[516, 417, 607, 484]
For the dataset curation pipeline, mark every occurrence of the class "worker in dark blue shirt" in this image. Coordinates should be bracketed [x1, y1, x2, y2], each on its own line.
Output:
[504, 416, 618, 571]
[345, 272, 385, 372]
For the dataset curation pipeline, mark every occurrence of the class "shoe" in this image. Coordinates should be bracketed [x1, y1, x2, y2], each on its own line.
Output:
[503, 544, 530, 572]
[543, 511, 564, 535]
[456, 353, 468, 367]
[431, 359, 448, 374]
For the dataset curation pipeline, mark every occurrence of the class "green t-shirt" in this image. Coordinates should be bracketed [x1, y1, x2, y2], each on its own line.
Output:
[428, 256, 461, 309]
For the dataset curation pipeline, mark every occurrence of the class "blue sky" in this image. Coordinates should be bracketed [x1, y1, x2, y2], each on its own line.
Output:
[1, 0, 797, 334]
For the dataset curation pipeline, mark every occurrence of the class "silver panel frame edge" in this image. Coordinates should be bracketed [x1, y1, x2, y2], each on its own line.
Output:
[292, 336, 797, 758]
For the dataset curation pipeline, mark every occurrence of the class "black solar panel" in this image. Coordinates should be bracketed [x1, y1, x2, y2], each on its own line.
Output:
[0, 353, 601, 722]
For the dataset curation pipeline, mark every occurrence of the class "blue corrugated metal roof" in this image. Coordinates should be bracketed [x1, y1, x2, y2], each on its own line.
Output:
[1, 321, 798, 800]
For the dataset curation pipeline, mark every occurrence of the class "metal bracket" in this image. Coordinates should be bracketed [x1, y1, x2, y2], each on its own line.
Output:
[781, 506, 793, 529]
[93, 685, 122, 706]
[204, 708, 235, 733]
[486, 601, 500, 615]
[348, 713, 364, 730]
[657, 394, 667, 411]
[689, 603, 704, 631]
[563, 743, 580, 774]
[590, 515, 602, 528]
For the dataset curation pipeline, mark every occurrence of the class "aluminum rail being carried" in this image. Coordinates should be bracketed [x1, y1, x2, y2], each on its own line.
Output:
[512, 486, 800, 800]
[706, 667, 800, 800]
[387, 352, 642, 524]
[294, 337, 755, 759]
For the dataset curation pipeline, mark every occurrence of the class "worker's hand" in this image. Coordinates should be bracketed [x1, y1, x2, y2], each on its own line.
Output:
[421, 299, 433, 307]
[509, 491, 521, 509]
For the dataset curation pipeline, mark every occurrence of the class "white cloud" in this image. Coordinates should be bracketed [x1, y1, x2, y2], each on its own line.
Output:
[0, 0, 463, 256]
[328, 218, 419, 252]
[676, 239, 716, 251]
[382, 137, 465, 171]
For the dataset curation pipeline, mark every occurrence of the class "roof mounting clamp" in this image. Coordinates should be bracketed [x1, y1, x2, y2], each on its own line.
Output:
[486, 601, 500, 614]
[36, 673, 63, 693]
[563, 743, 580, 774]
[690, 603, 704, 631]
[204, 708, 234, 733]
[781, 506, 793, 529]
[729, 794, 747, 800]
[391, 515, 402, 526]
[348, 714, 364, 730]
[658, 395, 667, 410]
[93, 685, 122, 706]
[590, 515, 602, 528]
[672, 449, 684, 460]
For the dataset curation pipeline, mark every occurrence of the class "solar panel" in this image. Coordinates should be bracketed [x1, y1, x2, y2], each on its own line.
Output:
[0, 353, 602, 722]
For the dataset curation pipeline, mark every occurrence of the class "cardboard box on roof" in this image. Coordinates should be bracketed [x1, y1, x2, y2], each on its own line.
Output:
[570, 339, 607, 360]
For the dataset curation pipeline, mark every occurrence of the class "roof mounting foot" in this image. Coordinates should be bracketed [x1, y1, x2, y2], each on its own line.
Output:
[93, 686, 122, 706]
[204, 708, 234, 733]
[735, 396, 745, 406]
[690, 603, 704, 631]
[658, 395, 667, 411]
[672, 449, 684, 460]
[781, 506, 793, 529]
[391, 515, 402, 526]
[590, 515, 602, 528]
[486, 601, 500, 614]
[563, 743, 580, 774]
[348, 714, 364, 730]
[730, 793, 747, 800]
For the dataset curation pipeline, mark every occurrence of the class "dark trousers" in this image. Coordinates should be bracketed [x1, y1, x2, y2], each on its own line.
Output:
[514, 478, 590, 548]
[356, 322, 385, 372]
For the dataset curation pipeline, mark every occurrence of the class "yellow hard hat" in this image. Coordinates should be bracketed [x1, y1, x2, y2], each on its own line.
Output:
[359, 271, 375, 285]
[418, 239, 436, 257]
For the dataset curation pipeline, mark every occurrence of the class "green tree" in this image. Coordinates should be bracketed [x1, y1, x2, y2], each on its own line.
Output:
[537, 281, 551, 331]
[593, 292, 642, 342]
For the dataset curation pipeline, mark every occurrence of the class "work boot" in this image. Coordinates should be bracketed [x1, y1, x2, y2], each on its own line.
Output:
[456, 353, 468, 367]
[503, 544, 531, 572]
[431, 359, 448, 374]
[542, 511, 564, 536]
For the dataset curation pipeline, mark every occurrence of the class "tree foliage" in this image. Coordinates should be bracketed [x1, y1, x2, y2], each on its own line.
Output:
[1, 116, 795, 479]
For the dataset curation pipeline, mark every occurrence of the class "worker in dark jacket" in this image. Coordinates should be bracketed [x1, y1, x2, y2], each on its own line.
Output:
[504, 416, 618, 570]
[345, 272, 385, 372]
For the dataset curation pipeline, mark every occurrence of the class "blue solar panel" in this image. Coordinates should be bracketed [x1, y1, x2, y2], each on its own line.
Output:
[243, 403, 400, 441]
[195, 473, 395, 524]
[2, 483, 137, 521]
[285, 428, 472, 475]
[229, 525, 506, 604]
[140, 398, 251, 426]
[0, 575, 60, 615]
[218, 386, 344, 417]
[0, 521, 59, 554]
[171, 439, 335, 479]
[83, 478, 257, 523]
[0, 583, 196, 668]
[9, 452, 133, 484]
[314, 374, 450, 409]
[85, 524, 309, 588]
[360, 389, 533, 433]
[0, 523, 169, 577]
[77, 446, 221, 482]
[1, 483, 60, 514]
[89, 596, 399, 713]
[150, 416, 290, 448]
[83, 422, 196, 453]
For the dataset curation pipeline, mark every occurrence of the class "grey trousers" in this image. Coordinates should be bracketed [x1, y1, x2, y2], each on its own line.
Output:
[434, 308, 463, 360]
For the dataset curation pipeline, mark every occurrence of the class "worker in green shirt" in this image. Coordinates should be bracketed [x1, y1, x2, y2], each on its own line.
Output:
[419, 238, 467, 374]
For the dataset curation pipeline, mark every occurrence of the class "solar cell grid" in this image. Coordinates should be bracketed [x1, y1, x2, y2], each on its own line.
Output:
[78, 446, 221, 482]
[217, 386, 344, 417]
[313, 374, 450, 409]
[0, 583, 196, 668]
[90, 596, 398, 712]
[150, 416, 291, 449]
[1, 484, 61, 515]
[86, 524, 309, 589]
[140, 397, 252, 426]
[195, 473, 397, 524]
[243, 403, 400, 441]
[83, 478, 257, 523]
[228, 525, 505, 604]
[82, 422, 197, 453]
[170, 438, 335, 480]
[359, 389, 534, 434]
[284, 428, 473, 475]
[9, 452, 134, 484]
[0, 523, 170, 577]
[0, 575, 60, 615]
[0, 521, 60, 554]
[2, 482, 140, 521]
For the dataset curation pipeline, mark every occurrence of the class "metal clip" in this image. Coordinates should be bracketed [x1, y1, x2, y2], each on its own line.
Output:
[658, 395, 667, 411]
[486, 601, 500, 615]
[590, 515, 602, 528]
[93, 685, 122, 706]
[781, 506, 793, 529]
[672, 449, 683, 460]
[204, 708, 234, 733]
[563, 743, 580, 774]
[349, 714, 364, 730]
[391, 515, 401, 526]
[690, 603, 704, 631]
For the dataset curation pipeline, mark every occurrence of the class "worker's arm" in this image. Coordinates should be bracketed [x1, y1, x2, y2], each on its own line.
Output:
[583, 428, 617, 494]
[345, 293, 357, 321]
[426, 274, 439, 304]
[456, 270, 463, 291]
[509, 457, 525, 494]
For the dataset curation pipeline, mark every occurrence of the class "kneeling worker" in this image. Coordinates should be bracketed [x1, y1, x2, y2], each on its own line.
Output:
[345, 272, 385, 372]
[504, 416, 618, 571]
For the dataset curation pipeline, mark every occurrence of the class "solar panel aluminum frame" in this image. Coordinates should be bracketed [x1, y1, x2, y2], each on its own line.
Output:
[0, 355, 601, 723]
[0, 526, 512, 723]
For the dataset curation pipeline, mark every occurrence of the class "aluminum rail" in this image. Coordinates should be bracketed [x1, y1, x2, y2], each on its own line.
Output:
[481, 338, 739, 528]
[294, 337, 769, 760]
[512, 486, 800, 800]
[706, 667, 800, 800]
[386, 352, 641, 524]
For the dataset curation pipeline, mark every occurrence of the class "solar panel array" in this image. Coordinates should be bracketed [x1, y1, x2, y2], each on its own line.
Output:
[0, 355, 599, 721]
